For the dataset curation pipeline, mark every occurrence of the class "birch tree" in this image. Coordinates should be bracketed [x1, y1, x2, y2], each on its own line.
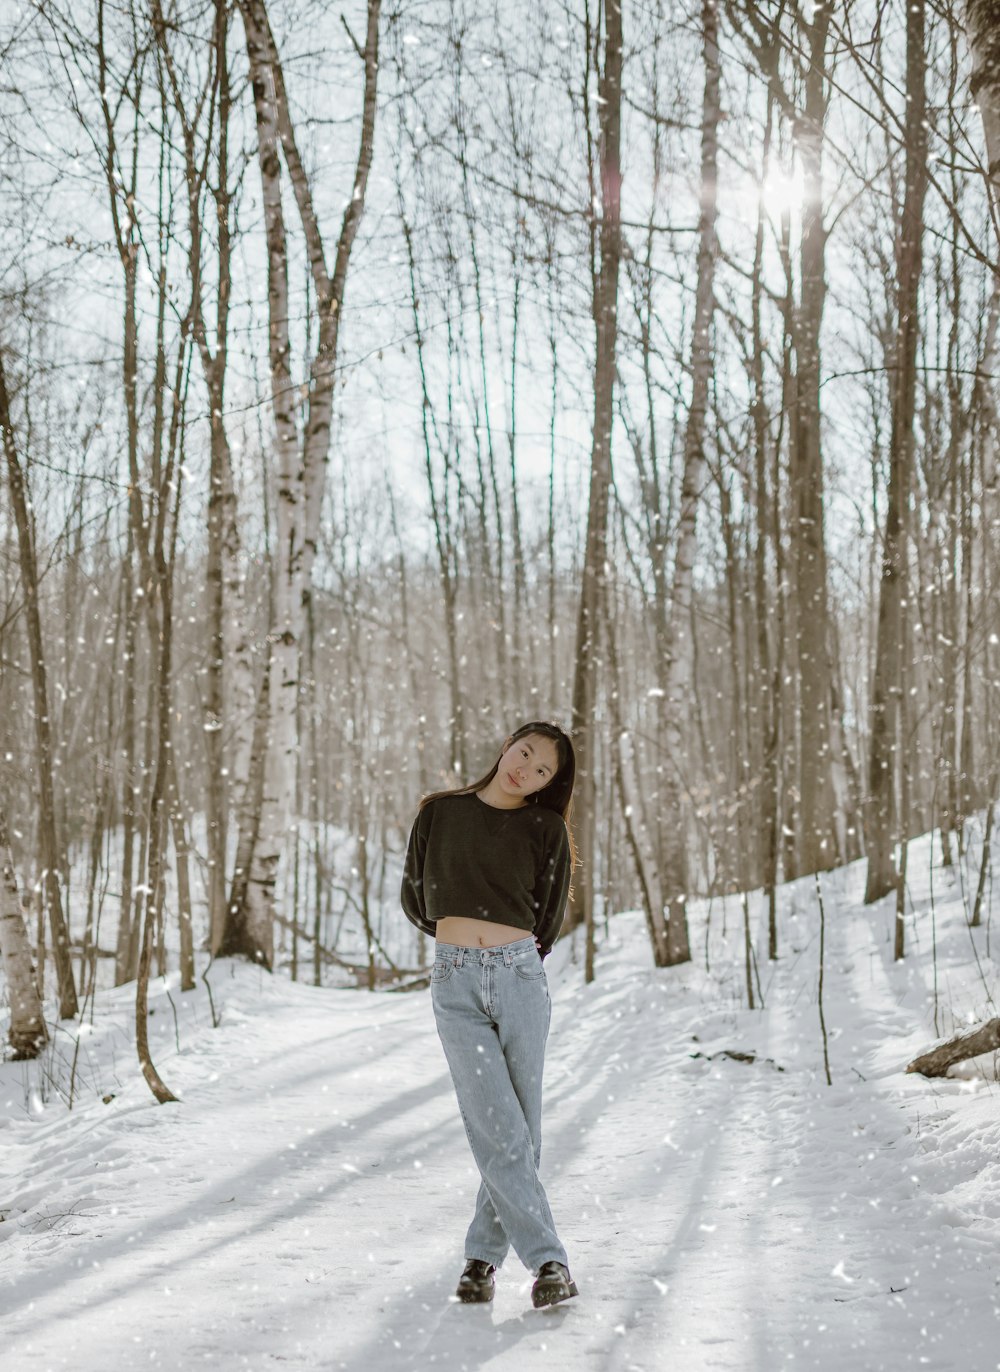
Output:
[0, 804, 46, 1058]
[220, 0, 382, 967]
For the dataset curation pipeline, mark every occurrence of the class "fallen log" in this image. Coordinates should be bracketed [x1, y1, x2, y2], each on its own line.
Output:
[905, 1018, 1000, 1078]
[689, 1048, 785, 1072]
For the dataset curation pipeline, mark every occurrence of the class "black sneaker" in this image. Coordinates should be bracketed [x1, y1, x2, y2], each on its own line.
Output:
[456, 1258, 496, 1303]
[531, 1261, 578, 1309]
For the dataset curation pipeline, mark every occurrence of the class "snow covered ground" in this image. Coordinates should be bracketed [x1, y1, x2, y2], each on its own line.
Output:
[2, 827, 999, 1372]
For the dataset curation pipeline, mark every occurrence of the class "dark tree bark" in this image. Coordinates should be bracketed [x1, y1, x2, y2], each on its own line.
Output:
[865, 0, 927, 904]
[151, 0, 245, 954]
[571, 0, 623, 983]
[789, 1, 838, 878]
[965, 1, 1000, 214]
[134, 467, 179, 1105]
[114, 530, 138, 987]
[657, 0, 721, 966]
[399, 208, 467, 778]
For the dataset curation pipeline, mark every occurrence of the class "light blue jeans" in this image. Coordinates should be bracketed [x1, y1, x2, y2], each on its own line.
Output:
[431, 936, 569, 1274]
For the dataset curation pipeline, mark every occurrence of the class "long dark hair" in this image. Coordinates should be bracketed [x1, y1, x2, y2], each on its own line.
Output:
[420, 721, 577, 868]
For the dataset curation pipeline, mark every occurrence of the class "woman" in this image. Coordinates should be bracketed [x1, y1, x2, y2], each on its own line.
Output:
[401, 721, 579, 1309]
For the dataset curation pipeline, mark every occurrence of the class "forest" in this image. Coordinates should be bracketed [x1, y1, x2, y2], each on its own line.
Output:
[1, 0, 999, 1083]
[4, 4, 1000, 1368]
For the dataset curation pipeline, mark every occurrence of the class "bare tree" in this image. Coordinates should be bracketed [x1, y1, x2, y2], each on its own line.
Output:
[220, 0, 382, 967]
[150, 0, 249, 954]
[572, 0, 623, 982]
[865, 0, 928, 906]
[397, 202, 468, 779]
[0, 348, 78, 1020]
[655, 0, 721, 967]
[787, 1, 842, 877]
[0, 804, 46, 1057]
[965, 1, 1000, 219]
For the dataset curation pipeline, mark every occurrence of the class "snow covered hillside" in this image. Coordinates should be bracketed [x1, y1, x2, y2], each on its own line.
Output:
[2, 828, 999, 1372]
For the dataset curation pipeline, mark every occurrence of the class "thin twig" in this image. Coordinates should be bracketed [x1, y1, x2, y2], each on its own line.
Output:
[815, 874, 832, 1086]
[340, 14, 363, 60]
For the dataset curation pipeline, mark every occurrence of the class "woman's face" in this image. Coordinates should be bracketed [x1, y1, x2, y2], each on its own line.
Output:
[494, 733, 560, 802]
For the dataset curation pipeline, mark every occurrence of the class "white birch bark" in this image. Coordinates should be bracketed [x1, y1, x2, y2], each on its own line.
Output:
[224, 0, 381, 965]
[0, 808, 47, 1058]
[228, 2, 301, 967]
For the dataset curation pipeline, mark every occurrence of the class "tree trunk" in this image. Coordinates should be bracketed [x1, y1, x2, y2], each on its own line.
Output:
[221, 0, 381, 966]
[0, 806, 47, 1058]
[616, 729, 670, 965]
[0, 350, 78, 1020]
[865, 0, 927, 903]
[134, 529, 178, 1104]
[971, 788, 995, 927]
[399, 209, 467, 777]
[718, 475, 752, 889]
[115, 535, 138, 986]
[150, 0, 246, 952]
[907, 1018, 1000, 1077]
[605, 567, 669, 964]
[789, 2, 837, 878]
[571, 0, 623, 983]
[80, 755, 109, 998]
[169, 757, 196, 993]
[658, 0, 720, 966]
[964, 2, 1000, 213]
[749, 92, 779, 943]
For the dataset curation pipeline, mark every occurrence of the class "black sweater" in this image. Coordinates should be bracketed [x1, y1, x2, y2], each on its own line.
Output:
[400, 791, 571, 956]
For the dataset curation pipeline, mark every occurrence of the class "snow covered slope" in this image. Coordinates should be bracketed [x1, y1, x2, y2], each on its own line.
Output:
[2, 829, 999, 1371]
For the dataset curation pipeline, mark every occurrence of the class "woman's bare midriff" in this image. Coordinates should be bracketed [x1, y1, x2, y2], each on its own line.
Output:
[435, 916, 531, 948]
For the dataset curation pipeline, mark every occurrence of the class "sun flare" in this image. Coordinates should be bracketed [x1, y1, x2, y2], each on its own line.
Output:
[760, 165, 806, 221]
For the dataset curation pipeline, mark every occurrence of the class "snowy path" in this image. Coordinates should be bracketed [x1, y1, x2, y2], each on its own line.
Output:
[3, 872, 999, 1372]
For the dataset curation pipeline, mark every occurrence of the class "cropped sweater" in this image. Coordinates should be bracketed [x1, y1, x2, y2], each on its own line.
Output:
[400, 791, 571, 957]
